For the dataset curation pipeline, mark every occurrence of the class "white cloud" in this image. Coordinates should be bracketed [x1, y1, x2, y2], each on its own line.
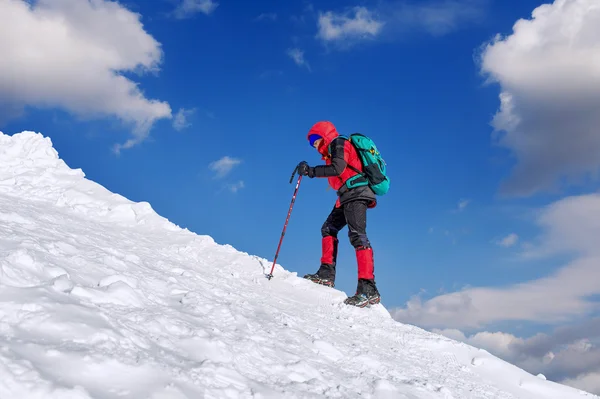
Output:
[173, 0, 218, 19]
[497, 233, 519, 248]
[0, 0, 172, 152]
[209, 156, 242, 179]
[457, 198, 470, 211]
[172, 108, 196, 131]
[391, 193, 600, 329]
[434, 320, 600, 395]
[562, 371, 600, 395]
[227, 181, 245, 193]
[286, 48, 310, 70]
[317, 6, 384, 43]
[433, 328, 465, 342]
[434, 329, 524, 358]
[316, 1, 486, 47]
[479, 0, 600, 196]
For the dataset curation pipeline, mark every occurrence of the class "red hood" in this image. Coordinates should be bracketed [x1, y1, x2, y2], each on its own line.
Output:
[307, 121, 339, 156]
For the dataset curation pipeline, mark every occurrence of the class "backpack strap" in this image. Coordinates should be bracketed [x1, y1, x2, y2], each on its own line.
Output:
[332, 136, 369, 195]
[342, 136, 365, 177]
[328, 135, 367, 177]
[346, 163, 363, 176]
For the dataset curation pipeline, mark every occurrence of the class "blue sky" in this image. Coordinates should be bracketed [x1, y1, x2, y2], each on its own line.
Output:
[3, 0, 600, 393]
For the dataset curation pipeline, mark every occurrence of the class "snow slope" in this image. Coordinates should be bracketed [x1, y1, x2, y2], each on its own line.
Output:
[0, 131, 596, 399]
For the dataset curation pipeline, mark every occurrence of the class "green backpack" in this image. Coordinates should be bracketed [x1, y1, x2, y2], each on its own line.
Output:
[336, 133, 390, 196]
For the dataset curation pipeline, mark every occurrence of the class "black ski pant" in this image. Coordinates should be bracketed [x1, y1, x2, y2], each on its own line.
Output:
[321, 200, 371, 249]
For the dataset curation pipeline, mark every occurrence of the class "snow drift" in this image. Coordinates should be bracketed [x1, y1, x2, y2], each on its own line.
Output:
[0, 130, 597, 399]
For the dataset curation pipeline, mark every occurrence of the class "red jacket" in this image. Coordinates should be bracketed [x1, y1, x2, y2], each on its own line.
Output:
[307, 121, 376, 208]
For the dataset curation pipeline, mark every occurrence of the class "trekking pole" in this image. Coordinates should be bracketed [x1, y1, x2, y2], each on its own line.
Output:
[267, 166, 303, 280]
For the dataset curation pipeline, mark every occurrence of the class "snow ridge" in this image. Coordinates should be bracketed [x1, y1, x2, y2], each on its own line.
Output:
[0, 131, 596, 399]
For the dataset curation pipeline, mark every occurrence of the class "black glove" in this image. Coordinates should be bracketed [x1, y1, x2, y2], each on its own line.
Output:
[297, 161, 315, 178]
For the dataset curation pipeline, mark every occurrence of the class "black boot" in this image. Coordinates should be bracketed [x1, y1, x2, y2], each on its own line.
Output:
[303, 263, 336, 287]
[344, 278, 381, 307]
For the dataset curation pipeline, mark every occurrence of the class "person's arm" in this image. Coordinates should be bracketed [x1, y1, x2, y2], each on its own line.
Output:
[312, 137, 347, 177]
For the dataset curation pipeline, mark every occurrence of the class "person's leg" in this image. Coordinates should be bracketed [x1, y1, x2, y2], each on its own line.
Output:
[319, 206, 346, 275]
[304, 205, 346, 286]
[344, 200, 381, 306]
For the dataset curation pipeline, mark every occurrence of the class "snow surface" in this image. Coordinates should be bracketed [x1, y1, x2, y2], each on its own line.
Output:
[0, 130, 597, 399]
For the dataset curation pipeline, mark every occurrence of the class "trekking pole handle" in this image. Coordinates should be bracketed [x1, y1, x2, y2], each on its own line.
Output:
[289, 165, 298, 184]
